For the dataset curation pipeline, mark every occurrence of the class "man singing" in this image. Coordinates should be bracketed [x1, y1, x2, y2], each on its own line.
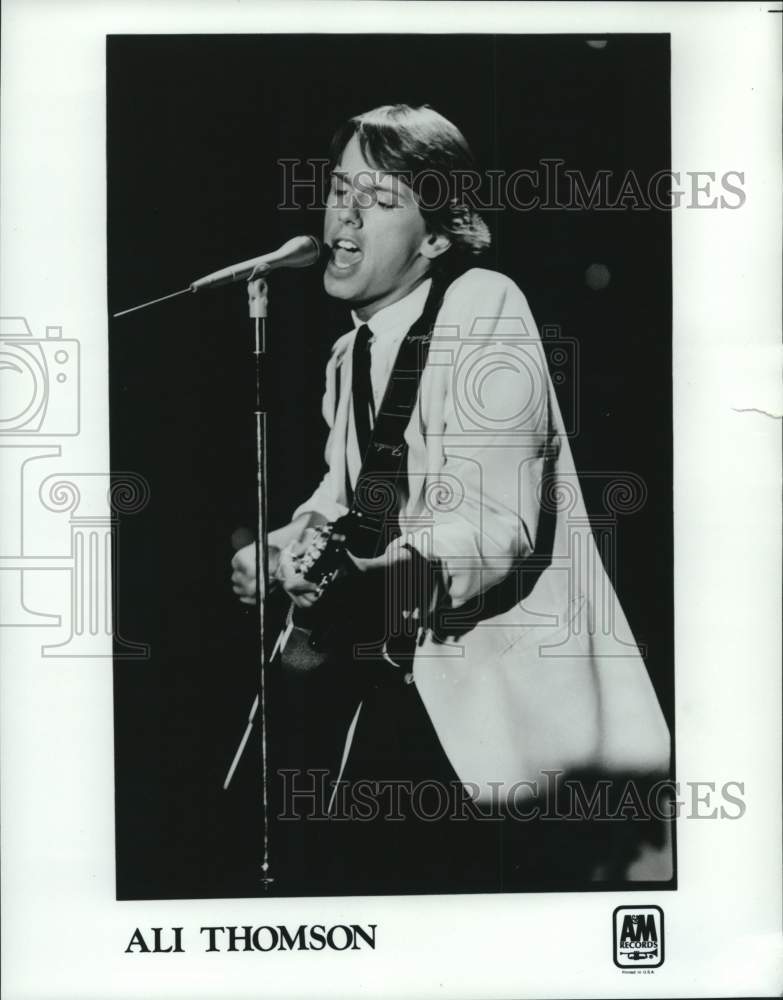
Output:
[231, 104, 670, 893]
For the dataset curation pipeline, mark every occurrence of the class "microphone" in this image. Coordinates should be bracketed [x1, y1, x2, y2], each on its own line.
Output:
[189, 235, 322, 290]
[112, 235, 322, 317]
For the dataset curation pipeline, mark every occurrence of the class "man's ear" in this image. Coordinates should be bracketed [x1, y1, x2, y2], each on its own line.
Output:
[420, 231, 451, 260]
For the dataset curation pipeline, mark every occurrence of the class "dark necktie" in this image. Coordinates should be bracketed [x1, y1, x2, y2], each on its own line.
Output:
[352, 323, 376, 463]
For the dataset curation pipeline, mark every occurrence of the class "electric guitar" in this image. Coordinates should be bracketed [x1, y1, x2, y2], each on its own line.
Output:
[275, 513, 426, 679]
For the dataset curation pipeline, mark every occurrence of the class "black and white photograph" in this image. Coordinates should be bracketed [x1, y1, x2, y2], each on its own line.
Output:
[108, 32, 674, 900]
[1, 3, 780, 998]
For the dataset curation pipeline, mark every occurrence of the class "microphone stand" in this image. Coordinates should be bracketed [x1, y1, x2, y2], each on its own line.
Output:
[114, 239, 322, 894]
[221, 275, 274, 890]
[249, 276, 274, 889]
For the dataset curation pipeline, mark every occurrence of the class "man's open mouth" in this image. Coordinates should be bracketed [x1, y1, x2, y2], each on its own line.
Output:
[329, 239, 363, 270]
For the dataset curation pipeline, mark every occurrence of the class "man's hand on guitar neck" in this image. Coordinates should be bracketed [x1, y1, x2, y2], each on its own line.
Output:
[277, 529, 325, 608]
[230, 542, 281, 606]
[277, 527, 415, 611]
[230, 512, 328, 606]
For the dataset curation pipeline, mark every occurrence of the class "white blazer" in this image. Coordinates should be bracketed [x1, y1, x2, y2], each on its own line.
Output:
[293, 267, 670, 802]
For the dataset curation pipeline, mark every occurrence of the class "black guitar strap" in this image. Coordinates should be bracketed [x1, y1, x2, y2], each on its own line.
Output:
[343, 273, 448, 558]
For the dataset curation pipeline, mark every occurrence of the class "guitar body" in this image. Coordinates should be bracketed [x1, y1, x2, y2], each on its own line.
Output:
[275, 519, 419, 681]
[277, 620, 330, 675]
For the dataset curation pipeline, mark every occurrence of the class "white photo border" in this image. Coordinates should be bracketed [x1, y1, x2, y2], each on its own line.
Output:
[1, 2, 780, 998]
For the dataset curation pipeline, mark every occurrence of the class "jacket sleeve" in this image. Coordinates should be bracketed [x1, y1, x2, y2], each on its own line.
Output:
[400, 269, 558, 609]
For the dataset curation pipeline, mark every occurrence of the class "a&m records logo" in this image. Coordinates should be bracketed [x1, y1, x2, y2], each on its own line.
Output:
[613, 905, 664, 969]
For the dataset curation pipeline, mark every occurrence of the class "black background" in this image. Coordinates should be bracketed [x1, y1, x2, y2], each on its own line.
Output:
[108, 34, 672, 899]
